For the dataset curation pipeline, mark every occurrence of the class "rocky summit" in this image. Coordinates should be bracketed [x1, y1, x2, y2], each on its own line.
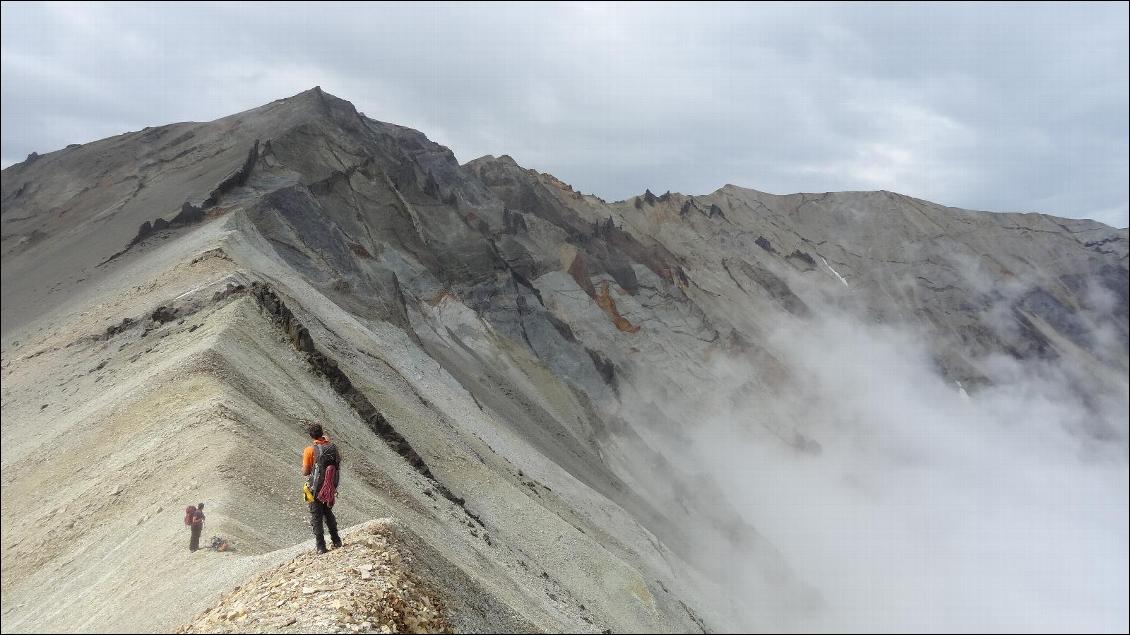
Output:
[1, 88, 1126, 632]
[177, 520, 454, 634]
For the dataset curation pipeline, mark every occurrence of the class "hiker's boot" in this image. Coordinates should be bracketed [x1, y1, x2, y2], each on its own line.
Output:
[331, 537, 343, 549]
[315, 542, 329, 555]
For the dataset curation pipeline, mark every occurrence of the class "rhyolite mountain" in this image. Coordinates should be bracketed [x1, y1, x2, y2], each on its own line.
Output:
[2, 87, 1126, 632]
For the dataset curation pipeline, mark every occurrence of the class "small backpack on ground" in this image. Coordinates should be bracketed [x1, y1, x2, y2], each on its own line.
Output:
[184, 505, 196, 526]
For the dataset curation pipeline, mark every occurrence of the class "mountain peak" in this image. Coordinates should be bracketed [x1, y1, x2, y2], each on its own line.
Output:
[259, 85, 359, 119]
[2, 86, 1126, 635]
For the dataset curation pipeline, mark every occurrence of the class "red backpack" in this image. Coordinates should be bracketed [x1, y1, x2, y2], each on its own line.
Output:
[184, 506, 196, 526]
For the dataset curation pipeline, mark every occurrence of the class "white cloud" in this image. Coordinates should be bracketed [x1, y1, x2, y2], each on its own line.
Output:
[617, 308, 1128, 632]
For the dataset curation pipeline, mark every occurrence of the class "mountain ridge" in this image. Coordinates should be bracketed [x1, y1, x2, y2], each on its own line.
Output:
[2, 87, 1126, 632]
[7, 87, 1125, 230]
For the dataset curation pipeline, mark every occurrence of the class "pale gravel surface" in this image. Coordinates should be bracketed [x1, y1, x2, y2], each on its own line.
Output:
[179, 520, 452, 634]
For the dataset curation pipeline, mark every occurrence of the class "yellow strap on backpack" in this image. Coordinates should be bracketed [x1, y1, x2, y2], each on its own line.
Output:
[303, 482, 314, 503]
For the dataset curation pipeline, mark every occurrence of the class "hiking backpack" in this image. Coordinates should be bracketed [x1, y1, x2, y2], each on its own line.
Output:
[310, 442, 341, 495]
[184, 505, 196, 526]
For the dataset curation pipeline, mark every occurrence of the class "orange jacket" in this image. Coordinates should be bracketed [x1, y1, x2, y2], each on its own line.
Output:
[302, 437, 330, 476]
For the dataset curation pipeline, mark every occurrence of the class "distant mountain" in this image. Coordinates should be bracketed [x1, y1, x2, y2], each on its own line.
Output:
[2, 87, 1125, 632]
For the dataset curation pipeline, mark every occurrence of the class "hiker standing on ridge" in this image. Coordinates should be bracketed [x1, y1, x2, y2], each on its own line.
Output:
[302, 421, 342, 554]
[185, 502, 205, 552]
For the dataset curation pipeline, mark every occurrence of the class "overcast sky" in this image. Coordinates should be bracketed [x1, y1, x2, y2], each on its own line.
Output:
[2, 2, 1127, 227]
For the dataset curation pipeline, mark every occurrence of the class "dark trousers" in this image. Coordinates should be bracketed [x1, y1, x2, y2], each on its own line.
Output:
[309, 501, 340, 549]
[189, 524, 202, 551]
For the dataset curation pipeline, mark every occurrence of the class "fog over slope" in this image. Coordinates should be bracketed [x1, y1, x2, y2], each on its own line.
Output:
[630, 314, 1127, 632]
[2, 88, 1126, 633]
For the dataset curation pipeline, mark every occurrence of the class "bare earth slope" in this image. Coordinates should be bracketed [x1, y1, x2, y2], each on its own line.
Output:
[2, 88, 1127, 633]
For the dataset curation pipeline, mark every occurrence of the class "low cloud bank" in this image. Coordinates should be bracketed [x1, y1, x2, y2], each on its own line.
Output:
[623, 312, 1128, 632]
